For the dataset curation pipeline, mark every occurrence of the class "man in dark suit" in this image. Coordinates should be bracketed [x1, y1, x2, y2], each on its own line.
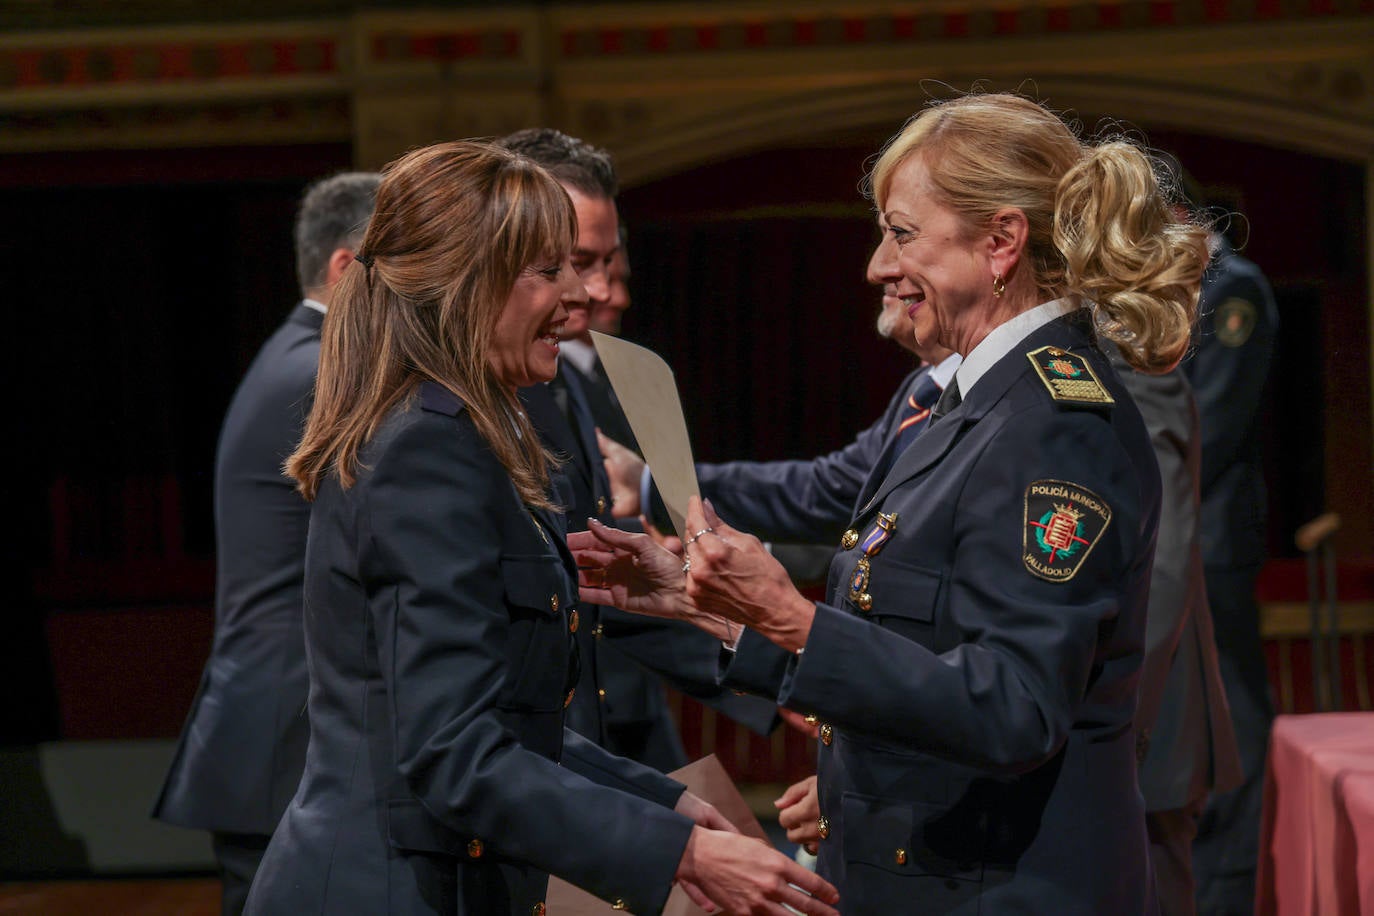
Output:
[1185, 230, 1280, 914]
[501, 129, 774, 771]
[153, 172, 380, 914]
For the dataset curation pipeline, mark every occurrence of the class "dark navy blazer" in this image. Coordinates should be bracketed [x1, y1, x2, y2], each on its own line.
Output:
[726, 312, 1162, 914]
[245, 383, 692, 915]
[155, 303, 322, 834]
[695, 368, 929, 545]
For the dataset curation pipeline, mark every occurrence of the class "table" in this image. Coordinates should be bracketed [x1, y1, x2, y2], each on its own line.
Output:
[1258, 712, 1374, 915]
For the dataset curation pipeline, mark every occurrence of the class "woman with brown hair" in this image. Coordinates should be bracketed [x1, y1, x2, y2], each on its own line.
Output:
[572, 92, 1209, 913]
[245, 141, 838, 916]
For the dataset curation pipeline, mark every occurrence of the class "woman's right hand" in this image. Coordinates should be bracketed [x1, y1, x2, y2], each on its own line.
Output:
[675, 826, 839, 915]
[596, 429, 645, 518]
[774, 776, 822, 851]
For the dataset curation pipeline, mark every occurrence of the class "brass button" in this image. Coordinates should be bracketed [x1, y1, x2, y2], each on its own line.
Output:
[564, 689, 575, 708]
[819, 724, 833, 746]
[598, 688, 606, 702]
[467, 838, 484, 858]
[592, 624, 604, 639]
[612, 899, 629, 911]
[550, 594, 559, 612]
[816, 816, 830, 840]
[569, 609, 579, 633]
[895, 848, 908, 866]
[532, 904, 546, 916]
[856, 592, 873, 612]
[596, 496, 607, 515]
[803, 714, 818, 726]
[841, 529, 859, 550]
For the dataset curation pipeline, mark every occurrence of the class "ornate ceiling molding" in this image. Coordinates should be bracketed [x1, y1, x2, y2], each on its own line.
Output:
[0, 2, 1367, 166]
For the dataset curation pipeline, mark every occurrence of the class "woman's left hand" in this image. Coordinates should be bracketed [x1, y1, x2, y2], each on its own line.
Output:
[569, 520, 690, 621]
[682, 497, 817, 654]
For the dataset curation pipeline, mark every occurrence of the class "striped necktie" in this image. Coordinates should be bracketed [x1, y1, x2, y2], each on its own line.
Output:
[886, 371, 944, 473]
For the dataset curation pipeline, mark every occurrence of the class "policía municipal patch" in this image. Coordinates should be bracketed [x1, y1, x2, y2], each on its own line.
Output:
[1022, 479, 1112, 582]
[1027, 346, 1115, 406]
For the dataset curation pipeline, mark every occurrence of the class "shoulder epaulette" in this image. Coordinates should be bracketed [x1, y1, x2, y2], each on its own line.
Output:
[1026, 346, 1115, 408]
[419, 381, 465, 417]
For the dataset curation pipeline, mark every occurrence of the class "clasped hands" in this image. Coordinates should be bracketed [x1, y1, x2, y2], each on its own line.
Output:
[570, 495, 816, 654]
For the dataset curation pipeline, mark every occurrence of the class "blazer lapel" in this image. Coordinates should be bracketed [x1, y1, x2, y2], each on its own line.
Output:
[520, 382, 593, 493]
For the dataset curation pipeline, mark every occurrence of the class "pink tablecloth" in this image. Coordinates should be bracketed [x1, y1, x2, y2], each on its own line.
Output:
[1258, 712, 1374, 915]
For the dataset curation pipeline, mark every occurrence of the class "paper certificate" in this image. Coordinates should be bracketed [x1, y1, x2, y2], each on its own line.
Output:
[588, 331, 699, 540]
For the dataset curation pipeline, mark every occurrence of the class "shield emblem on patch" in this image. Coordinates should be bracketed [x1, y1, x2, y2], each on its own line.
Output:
[1023, 479, 1112, 582]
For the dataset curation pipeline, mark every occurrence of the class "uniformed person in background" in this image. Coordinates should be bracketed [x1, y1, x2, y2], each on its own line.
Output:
[572, 92, 1209, 913]
[1179, 171, 1281, 916]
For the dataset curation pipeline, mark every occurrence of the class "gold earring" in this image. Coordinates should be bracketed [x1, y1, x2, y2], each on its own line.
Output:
[992, 274, 1006, 298]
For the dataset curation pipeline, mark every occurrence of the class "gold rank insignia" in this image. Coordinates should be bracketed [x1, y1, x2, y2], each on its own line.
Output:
[1027, 346, 1114, 406]
[1214, 298, 1257, 347]
[1023, 479, 1112, 582]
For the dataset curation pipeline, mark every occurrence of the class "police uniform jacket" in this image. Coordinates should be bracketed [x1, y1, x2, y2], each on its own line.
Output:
[726, 307, 1161, 914]
[1183, 238, 1278, 573]
[694, 367, 929, 545]
[155, 303, 321, 834]
[245, 382, 693, 915]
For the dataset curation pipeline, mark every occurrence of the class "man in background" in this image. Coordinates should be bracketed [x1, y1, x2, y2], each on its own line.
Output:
[1184, 188, 1281, 915]
[502, 128, 775, 771]
[154, 172, 380, 913]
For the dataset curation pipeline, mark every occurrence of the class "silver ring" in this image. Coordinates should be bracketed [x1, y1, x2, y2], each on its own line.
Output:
[681, 557, 692, 574]
[685, 526, 714, 546]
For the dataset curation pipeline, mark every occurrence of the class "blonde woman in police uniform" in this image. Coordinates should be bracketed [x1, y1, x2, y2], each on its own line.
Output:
[572, 92, 1208, 914]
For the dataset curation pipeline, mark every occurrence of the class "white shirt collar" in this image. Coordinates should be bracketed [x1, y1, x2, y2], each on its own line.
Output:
[558, 337, 598, 376]
[302, 298, 327, 315]
[952, 298, 1079, 400]
[926, 352, 962, 390]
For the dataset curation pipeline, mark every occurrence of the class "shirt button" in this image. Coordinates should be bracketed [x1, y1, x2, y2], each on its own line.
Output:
[856, 592, 873, 612]
[816, 816, 830, 839]
[532, 904, 546, 916]
[592, 624, 605, 640]
[596, 496, 607, 515]
[611, 899, 629, 911]
[569, 609, 579, 633]
[803, 714, 818, 726]
[841, 529, 859, 550]
[550, 594, 559, 612]
[819, 724, 833, 746]
[598, 688, 606, 702]
[467, 838, 484, 858]
[895, 848, 908, 866]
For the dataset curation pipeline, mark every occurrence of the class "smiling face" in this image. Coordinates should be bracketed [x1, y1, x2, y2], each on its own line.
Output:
[489, 256, 588, 389]
[883, 157, 994, 356]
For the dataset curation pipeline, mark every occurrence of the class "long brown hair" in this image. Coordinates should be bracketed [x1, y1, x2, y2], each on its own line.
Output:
[287, 141, 576, 507]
